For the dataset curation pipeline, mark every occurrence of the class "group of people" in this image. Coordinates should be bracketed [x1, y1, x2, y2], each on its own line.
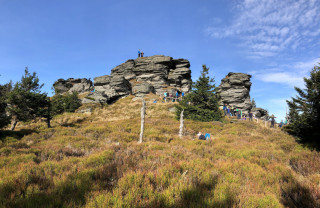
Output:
[138, 49, 144, 57]
[163, 91, 185, 102]
[222, 104, 253, 121]
[270, 115, 287, 128]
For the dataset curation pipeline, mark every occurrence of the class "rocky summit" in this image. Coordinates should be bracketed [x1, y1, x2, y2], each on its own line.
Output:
[54, 55, 192, 104]
[217, 72, 252, 114]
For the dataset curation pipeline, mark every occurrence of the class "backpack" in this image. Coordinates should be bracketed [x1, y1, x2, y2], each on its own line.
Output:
[199, 135, 206, 140]
[205, 133, 211, 140]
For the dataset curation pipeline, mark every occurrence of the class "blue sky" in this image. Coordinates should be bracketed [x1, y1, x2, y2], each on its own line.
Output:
[0, 0, 319, 121]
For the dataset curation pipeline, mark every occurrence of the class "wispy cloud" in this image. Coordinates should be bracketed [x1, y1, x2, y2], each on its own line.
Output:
[206, 0, 320, 57]
[251, 58, 320, 87]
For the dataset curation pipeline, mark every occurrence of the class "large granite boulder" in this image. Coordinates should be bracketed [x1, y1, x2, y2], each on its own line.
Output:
[217, 72, 252, 114]
[53, 78, 93, 94]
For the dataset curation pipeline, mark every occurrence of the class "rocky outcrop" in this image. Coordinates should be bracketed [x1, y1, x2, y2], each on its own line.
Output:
[251, 107, 269, 120]
[53, 55, 192, 104]
[86, 55, 192, 103]
[217, 72, 252, 114]
[53, 78, 93, 94]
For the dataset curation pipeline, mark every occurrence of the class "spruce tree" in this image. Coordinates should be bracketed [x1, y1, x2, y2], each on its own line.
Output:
[6, 68, 48, 130]
[0, 81, 12, 129]
[176, 65, 222, 121]
[286, 64, 320, 144]
[51, 92, 81, 115]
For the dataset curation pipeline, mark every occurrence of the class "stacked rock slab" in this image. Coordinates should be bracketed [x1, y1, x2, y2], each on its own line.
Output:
[54, 55, 192, 104]
[217, 72, 252, 114]
[53, 78, 93, 94]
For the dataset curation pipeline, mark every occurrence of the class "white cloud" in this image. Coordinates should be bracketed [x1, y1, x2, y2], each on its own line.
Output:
[206, 0, 320, 57]
[252, 58, 320, 87]
[256, 72, 304, 87]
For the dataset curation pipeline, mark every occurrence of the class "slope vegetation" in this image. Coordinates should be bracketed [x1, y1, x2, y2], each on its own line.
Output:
[0, 95, 319, 208]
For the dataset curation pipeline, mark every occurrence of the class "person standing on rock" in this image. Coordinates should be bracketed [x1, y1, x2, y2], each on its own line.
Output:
[141, 51, 144, 57]
[138, 49, 141, 57]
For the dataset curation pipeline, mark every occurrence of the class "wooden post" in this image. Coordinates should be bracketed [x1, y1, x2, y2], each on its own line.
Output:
[139, 99, 146, 143]
[179, 110, 184, 138]
[10, 119, 18, 131]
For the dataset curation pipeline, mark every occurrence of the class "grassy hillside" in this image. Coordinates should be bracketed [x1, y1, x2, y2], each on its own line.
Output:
[0, 95, 320, 208]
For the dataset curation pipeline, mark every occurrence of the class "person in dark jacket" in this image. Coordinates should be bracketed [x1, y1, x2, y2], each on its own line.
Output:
[248, 111, 253, 121]
[270, 115, 276, 128]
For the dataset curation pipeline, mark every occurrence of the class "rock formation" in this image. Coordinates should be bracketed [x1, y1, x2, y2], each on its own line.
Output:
[53, 78, 93, 94]
[54, 55, 192, 104]
[217, 72, 252, 114]
[251, 107, 269, 120]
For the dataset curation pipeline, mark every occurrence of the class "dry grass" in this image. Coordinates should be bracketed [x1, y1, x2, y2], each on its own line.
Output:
[0, 95, 320, 207]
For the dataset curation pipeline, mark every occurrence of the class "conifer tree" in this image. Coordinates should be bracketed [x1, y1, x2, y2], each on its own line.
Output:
[6, 68, 48, 130]
[0, 81, 12, 129]
[176, 65, 222, 121]
[251, 98, 256, 109]
[286, 64, 320, 144]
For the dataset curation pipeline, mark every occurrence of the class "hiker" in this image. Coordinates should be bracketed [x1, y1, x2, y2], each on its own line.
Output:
[223, 104, 227, 116]
[197, 132, 206, 140]
[248, 111, 253, 121]
[181, 91, 185, 99]
[138, 49, 141, 57]
[176, 91, 179, 98]
[270, 115, 276, 128]
[242, 115, 246, 120]
[227, 106, 231, 117]
[279, 120, 284, 128]
[141, 51, 144, 57]
[164, 92, 168, 102]
[236, 109, 241, 119]
[230, 105, 234, 116]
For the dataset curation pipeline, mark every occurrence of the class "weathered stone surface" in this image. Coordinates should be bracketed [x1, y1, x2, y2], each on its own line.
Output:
[217, 72, 252, 114]
[88, 75, 131, 103]
[53, 55, 192, 104]
[251, 107, 269, 120]
[132, 83, 155, 97]
[87, 55, 191, 103]
[53, 78, 93, 94]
